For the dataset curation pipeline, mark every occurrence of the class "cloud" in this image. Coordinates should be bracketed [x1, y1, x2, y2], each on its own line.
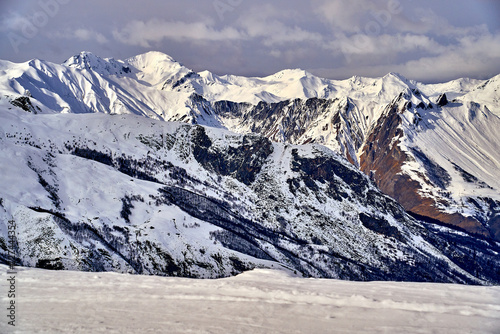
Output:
[0, 0, 498, 83]
[111, 6, 325, 66]
[310, 31, 500, 82]
[0, 12, 31, 32]
[401, 33, 500, 81]
[241, 20, 323, 47]
[312, 0, 397, 33]
[237, 9, 323, 46]
[333, 33, 445, 58]
[74, 29, 108, 44]
[113, 4, 324, 50]
[303, 0, 500, 81]
[47, 28, 109, 45]
[234, 3, 324, 45]
[112, 19, 245, 47]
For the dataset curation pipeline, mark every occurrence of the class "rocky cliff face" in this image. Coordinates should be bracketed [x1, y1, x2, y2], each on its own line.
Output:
[212, 96, 365, 166]
[358, 94, 495, 239]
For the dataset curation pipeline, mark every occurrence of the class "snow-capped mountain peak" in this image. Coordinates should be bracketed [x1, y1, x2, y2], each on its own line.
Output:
[62, 51, 130, 76]
[124, 51, 195, 89]
[127, 50, 178, 65]
[63, 51, 103, 68]
[379, 72, 416, 91]
[266, 68, 311, 80]
[383, 72, 411, 82]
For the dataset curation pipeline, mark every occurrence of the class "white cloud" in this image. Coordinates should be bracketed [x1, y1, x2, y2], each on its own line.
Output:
[0, 12, 31, 32]
[400, 33, 500, 81]
[235, 4, 324, 46]
[113, 5, 324, 50]
[112, 19, 245, 47]
[240, 18, 323, 46]
[47, 28, 109, 45]
[1, 0, 497, 83]
[311, 31, 500, 82]
[332, 33, 445, 58]
[304, 0, 500, 81]
[312, 0, 397, 33]
[74, 29, 108, 44]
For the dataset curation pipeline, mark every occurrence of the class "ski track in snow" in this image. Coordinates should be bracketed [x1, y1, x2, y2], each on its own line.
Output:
[1, 265, 499, 334]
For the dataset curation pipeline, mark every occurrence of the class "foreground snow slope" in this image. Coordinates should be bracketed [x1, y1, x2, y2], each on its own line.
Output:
[1, 265, 499, 334]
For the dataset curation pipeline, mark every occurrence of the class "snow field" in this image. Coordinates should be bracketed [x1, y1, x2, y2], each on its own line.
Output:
[1, 265, 499, 334]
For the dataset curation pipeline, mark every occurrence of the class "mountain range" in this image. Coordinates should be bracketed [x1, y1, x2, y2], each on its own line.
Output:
[0, 51, 499, 283]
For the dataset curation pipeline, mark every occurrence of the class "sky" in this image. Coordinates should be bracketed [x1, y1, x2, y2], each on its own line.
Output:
[0, 0, 499, 83]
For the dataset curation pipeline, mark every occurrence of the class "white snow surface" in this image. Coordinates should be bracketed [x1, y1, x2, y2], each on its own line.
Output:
[1, 265, 499, 334]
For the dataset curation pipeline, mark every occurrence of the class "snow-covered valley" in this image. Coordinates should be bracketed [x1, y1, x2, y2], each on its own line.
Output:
[1, 265, 499, 334]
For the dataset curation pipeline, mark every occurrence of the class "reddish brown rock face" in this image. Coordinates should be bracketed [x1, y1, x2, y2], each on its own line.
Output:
[359, 104, 492, 239]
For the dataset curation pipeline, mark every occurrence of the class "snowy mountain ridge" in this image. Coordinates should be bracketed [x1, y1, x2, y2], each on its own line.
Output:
[1, 51, 500, 283]
[2, 51, 493, 124]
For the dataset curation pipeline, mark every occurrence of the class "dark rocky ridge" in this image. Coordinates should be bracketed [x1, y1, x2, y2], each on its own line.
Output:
[191, 126, 274, 186]
[437, 93, 448, 106]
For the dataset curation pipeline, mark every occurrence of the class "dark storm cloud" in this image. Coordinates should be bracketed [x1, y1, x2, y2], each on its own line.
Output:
[0, 0, 499, 83]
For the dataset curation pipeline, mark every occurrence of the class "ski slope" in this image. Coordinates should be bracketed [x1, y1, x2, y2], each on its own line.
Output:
[1, 265, 499, 334]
